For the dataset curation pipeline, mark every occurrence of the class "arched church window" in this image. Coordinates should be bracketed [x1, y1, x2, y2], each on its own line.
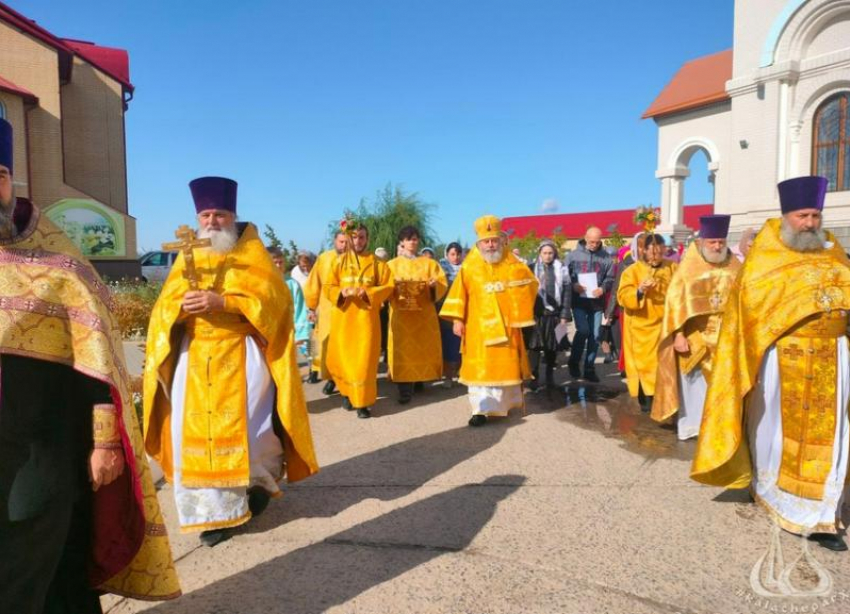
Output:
[813, 93, 850, 192]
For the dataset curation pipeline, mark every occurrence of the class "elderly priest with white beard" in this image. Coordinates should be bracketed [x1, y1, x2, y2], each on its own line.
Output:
[144, 177, 318, 547]
[693, 176, 850, 552]
[652, 214, 741, 440]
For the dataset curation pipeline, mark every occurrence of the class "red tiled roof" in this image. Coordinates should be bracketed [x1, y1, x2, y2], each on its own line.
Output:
[0, 2, 132, 92]
[642, 49, 732, 120]
[63, 39, 132, 92]
[0, 74, 37, 104]
[502, 205, 714, 239]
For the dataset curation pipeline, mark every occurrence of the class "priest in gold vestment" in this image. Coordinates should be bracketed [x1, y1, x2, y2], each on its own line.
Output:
[303, 231, 346, 390]
[439, 215, 537, 427]
[144, 177, 318, 547]
[617, 234, 677, 412]
[0, 118, 180, 612]
[652, 215, 741, 440]
[387, 225, 448, 404]
[325, 220, 394, 419]
[693, 176, 850, 551]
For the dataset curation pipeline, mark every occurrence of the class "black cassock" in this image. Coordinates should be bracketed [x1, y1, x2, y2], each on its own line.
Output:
[0, 354, 112, 614]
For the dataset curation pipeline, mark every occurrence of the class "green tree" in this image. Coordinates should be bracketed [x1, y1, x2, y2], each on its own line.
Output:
[263, 224, 283, 250]
[263, 224, 300, 265]
[605, 223, 627, 248]
[329, 183, 438, 253]
[507, 230, 540, 262]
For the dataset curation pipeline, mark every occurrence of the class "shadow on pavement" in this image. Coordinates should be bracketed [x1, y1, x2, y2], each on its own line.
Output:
[140, 476, 525, 614]
[305, 375, 466, 416]
[244, 418, 518, 533]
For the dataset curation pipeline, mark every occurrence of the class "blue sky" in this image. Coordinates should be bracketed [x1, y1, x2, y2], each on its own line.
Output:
[18, 0, 733, 252]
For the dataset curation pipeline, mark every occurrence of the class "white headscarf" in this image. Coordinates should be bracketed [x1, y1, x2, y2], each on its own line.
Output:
[533, 240, 564, 309]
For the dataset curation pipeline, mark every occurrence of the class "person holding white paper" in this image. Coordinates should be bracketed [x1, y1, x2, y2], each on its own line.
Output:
[566, 227, 615, 382]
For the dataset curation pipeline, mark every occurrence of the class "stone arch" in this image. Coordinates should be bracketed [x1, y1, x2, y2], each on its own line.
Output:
[760, 0, 809, 67]
[667, 137, 720, 171]
[658, 137, 720, 232]
[789, 82, 850, 178]
[764, 0, 850, 66]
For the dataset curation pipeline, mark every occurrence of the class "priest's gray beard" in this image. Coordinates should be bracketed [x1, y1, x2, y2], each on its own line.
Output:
[0, 188, 16, 240]
[480, 245, 505, 265]
[700, 246, 728, 264]
[780, 218, 826, 252]
[199, 225, 238, 254]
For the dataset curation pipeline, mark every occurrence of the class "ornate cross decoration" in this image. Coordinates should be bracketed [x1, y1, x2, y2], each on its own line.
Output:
[162, 226, 211, 291]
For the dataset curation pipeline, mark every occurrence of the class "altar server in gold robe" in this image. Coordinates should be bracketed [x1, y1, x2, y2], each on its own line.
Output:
[387, 225, 448, 404]
[325, 218, 394, 419]
[693, 176, 850, 551]
[617, 234, 677, 412]
[144, 177, 318, 547]
[303, 231, 347, 389]
[439, 215, 537, 427]
[652, 215, 741, 439]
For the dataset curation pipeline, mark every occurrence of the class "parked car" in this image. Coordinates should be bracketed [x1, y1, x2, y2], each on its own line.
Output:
[140, 250, 177, 282]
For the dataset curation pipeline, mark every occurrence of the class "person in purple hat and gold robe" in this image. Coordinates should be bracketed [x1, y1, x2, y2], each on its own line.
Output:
[0, 118, 181, 611]
[144, 177, 318, 547]
[652, 214, 741, 440]
[693, 176, 850, 551]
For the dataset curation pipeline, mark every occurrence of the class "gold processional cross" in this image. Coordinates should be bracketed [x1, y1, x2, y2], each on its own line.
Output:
[162, 225, 212, 290]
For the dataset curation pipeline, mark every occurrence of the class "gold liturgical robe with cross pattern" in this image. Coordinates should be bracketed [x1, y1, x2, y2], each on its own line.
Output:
[387, 255, 448, 383]
[144, 223, 318, 491]
[652, 243, 741, 424]
[692, 218, 850, 505]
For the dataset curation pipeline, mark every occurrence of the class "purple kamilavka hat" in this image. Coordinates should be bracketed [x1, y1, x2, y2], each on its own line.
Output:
[777, 176, 828, 214]
[189, 176, 238, 214]
[699, 214, 731, 239]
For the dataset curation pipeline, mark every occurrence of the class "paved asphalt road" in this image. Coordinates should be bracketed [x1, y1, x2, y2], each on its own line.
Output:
[106, 351, 850, 614]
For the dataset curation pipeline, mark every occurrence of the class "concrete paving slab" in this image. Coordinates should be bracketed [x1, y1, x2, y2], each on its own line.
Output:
[103, 359, 850, 614]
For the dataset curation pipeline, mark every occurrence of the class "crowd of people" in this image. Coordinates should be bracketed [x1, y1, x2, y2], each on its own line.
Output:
[1, 103, 848, 613]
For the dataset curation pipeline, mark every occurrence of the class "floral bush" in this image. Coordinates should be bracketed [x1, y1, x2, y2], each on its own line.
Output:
[109, 281, 162, 339]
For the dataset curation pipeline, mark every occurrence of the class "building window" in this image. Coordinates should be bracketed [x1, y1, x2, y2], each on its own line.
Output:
[0, 101, 5, 120]
[813, 92, 850, 192]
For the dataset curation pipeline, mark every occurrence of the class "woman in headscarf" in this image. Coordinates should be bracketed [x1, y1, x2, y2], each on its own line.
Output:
[438, 242, 463, 387]
[526, 240, 571, 390]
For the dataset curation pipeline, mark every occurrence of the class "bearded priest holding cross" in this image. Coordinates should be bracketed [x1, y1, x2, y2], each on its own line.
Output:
[144, 177, 318, 547]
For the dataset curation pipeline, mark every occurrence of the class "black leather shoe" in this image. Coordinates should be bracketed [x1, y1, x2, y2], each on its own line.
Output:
[342, 396, 353, 411]
[357, 407, 371, 419]
[568, 363, 581, 378]
[809, 533, 848, 551]
[527, 379, 539, 392]
[398, 393, 412, 404]
[584, 370, 600, 383]
[468, 414, 487, 427]
[200, 528, 232, 548]
[248, 487, 271, 518]
[307, 371, 320, 384]
[322, 380, 337, 395]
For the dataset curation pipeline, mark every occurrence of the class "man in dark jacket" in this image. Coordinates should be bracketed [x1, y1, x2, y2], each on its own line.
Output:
[566, 226, 614, 382]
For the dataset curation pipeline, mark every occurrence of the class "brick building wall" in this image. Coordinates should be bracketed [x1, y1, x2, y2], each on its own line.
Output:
[0, 13, 139, 276]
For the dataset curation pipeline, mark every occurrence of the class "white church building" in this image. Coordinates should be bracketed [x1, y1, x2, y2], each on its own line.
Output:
[645, 0, 850, 239]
